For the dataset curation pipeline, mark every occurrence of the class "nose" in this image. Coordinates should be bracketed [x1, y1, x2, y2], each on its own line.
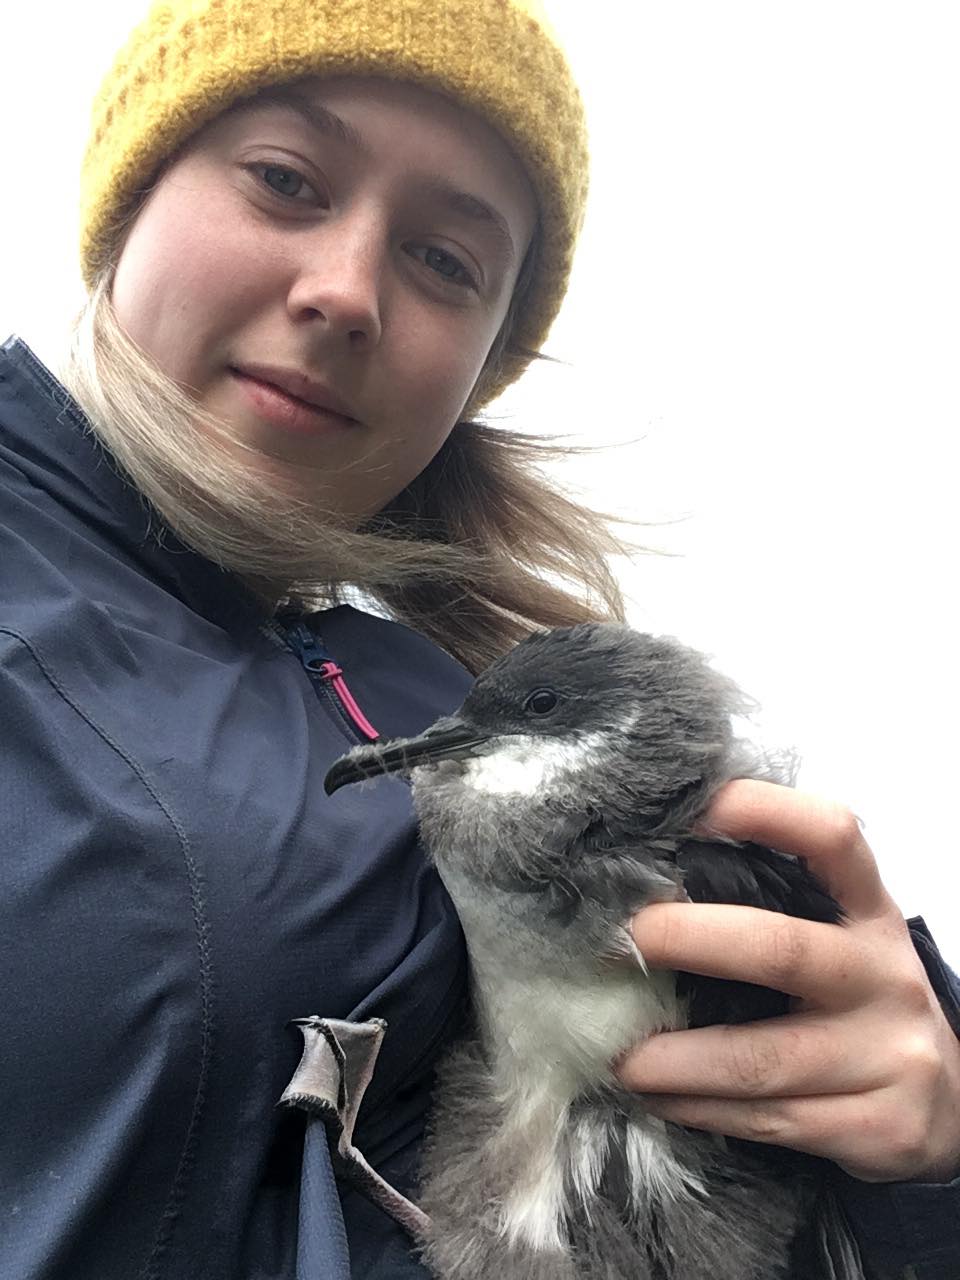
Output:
[285, 209, 385, 349]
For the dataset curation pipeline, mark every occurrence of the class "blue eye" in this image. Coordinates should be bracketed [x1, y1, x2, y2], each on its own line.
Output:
[251, 163, 323, 205]
[409, 245, 477, 290]
[426, 247, 464, 279]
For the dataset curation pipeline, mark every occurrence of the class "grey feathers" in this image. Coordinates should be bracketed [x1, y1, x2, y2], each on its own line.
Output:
[417, 1037, 805, 1280]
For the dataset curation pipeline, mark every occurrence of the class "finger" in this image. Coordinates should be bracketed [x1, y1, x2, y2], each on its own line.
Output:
[630, 901, 871, 1003]
[696, 779, 890, 919]
[630, 1092, 838, 1160]
[640, 1084, 960, 1183]
[616, 1015, 882, 1099]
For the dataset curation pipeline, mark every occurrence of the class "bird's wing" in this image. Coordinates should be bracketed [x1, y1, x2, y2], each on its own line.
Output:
[673, 840, 868, 1279]
[673, 837, 844, 1028]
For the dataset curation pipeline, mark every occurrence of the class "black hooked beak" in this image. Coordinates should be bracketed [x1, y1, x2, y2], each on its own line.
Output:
[323, 718, 490, 796]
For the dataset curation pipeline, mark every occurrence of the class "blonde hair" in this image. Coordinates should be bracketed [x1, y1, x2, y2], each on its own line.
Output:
[58, 244, 631, 677]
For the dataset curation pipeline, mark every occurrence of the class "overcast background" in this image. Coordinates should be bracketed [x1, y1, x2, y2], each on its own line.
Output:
[2, 2, 957, 961]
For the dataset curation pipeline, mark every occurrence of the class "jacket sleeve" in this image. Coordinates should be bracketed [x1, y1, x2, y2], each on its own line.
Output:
[831, 918, 960, 1280]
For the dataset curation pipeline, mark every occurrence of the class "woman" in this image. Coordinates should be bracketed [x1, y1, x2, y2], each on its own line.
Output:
[0, 1, 957, 1277]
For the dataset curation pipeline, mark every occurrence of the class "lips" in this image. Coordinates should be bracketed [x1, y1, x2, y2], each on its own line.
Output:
[231, 364, 359, 423]
[229, 368, 362, 437]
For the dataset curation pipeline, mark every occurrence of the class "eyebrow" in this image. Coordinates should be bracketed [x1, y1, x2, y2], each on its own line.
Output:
[414, 178, 517, 266]
[225, 86, 371, 156]
[224, 86, 518, 265]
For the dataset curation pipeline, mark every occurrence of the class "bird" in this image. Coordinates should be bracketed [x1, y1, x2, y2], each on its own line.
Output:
[324, 622, 867, 1280]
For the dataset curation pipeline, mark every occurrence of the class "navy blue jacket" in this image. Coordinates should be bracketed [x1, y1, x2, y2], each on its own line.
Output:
[1, 334, 958, 1279]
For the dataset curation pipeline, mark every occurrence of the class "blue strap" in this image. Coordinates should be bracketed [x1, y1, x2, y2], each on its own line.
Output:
[296, 1117, 352, 1280]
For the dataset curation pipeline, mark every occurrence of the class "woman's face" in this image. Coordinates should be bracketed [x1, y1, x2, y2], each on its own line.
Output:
[110, 76, 537, 521]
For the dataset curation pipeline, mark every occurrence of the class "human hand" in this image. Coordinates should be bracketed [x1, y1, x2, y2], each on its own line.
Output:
[616, 779, 960, 1183]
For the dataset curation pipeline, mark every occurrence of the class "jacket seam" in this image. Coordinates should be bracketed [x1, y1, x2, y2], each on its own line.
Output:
[0, 625, 215, 1280]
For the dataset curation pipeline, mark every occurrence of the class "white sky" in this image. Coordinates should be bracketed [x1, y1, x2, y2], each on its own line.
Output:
[2, 3, 957, 961]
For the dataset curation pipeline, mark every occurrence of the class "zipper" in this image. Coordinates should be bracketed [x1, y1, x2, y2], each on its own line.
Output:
[274, 619, 380, 743]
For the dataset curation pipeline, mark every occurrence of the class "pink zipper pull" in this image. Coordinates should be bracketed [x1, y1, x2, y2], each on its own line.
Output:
[281, 620, 381, 743]
[320, 662, 380, 742]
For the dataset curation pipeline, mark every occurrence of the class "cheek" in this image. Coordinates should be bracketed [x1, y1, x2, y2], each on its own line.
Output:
[362, 309, 502, 509]
[390, 315, 495, 425]
[376, 343, 480, 478]
[111, 185, 263, 386]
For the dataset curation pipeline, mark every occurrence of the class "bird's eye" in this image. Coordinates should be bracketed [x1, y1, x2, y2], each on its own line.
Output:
[524, 688, 559, 715]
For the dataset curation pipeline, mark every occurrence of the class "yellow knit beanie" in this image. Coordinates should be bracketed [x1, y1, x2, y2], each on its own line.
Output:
[79, 0, 589, 405]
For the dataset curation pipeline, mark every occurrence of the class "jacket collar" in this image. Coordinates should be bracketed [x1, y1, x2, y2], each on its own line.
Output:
[0, 334, 274, 631]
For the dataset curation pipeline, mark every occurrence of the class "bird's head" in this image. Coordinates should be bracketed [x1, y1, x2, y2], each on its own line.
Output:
[324, 623, 751, 842]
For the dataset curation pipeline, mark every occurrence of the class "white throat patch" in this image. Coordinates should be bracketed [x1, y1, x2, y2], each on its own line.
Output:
[460, 732, 608, 797]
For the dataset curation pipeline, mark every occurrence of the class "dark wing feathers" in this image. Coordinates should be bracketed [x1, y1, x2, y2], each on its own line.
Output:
[675, 838, 843, 923]
[672, 840, 867, 1277]
[674, 838, 844, 1029]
